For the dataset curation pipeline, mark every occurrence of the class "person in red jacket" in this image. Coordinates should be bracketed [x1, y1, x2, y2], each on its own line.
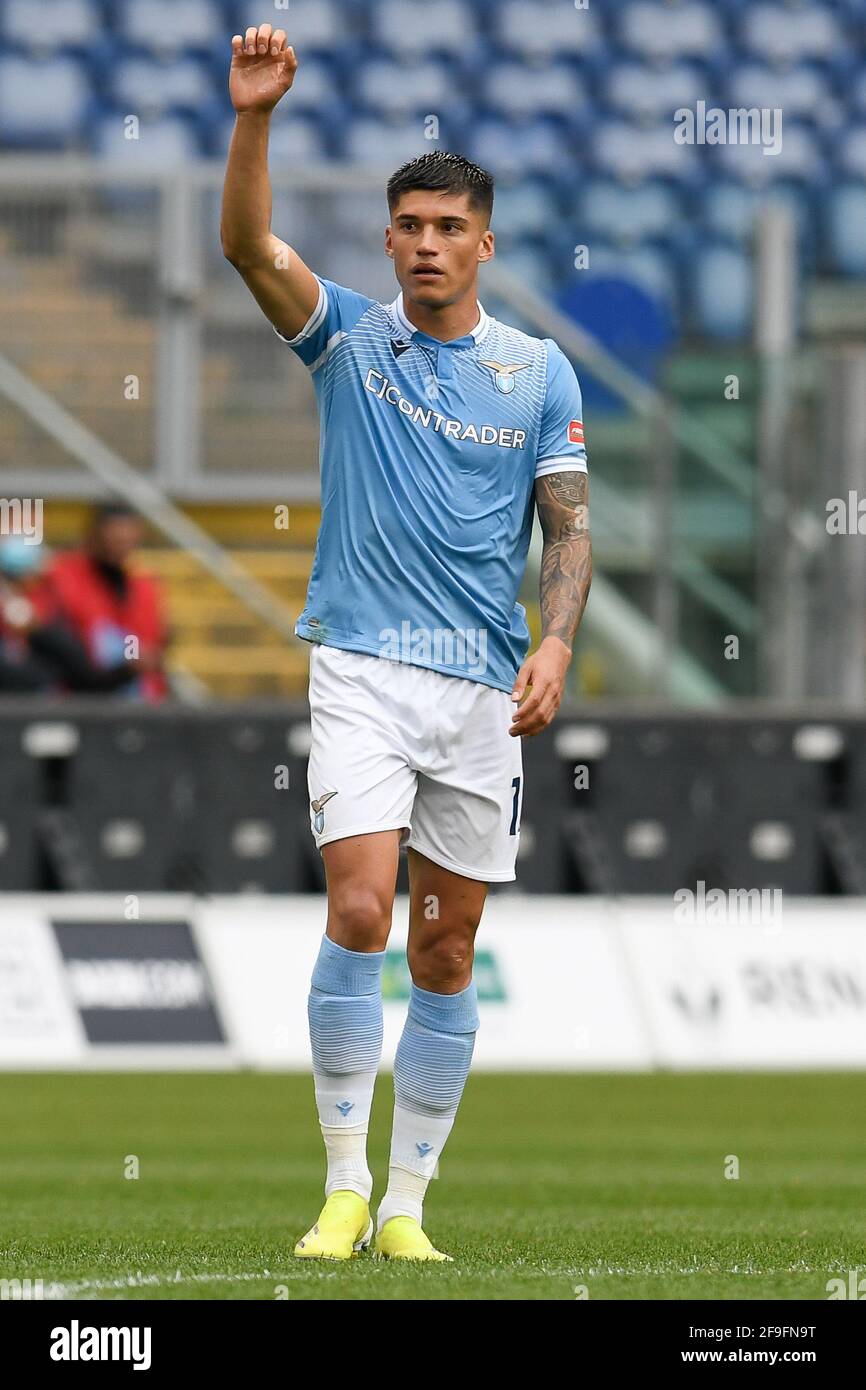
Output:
[44, 503, 169, 702]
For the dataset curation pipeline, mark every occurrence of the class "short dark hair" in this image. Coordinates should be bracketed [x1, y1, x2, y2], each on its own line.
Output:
[387, 151, 494, 224]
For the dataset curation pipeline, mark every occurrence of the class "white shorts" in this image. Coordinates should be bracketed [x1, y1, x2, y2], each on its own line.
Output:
[306, 644, 524, 882]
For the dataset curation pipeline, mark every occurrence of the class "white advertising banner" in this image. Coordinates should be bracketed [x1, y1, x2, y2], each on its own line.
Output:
[618, 898, 866, 1069]
[0, 895, 865, 1069]
[197, 895, 649, 1070]
[0, 899, 84, 1065]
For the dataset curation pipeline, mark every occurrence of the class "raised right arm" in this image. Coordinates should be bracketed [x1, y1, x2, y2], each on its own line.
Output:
[220, 24, 320, 340]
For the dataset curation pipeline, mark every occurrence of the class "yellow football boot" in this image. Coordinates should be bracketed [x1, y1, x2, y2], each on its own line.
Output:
[294, 1190, 373, 1260]
[374, 1215, 453, 1262]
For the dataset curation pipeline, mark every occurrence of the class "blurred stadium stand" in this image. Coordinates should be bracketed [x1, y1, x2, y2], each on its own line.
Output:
[0, 0, 863, 323]
[0, 0, 864, 704]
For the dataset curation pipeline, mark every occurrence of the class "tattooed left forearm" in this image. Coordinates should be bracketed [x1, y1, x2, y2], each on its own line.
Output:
[535, 470, 592, 651]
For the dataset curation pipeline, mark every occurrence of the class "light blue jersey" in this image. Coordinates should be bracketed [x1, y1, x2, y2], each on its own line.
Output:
[275, 277, 588, 692]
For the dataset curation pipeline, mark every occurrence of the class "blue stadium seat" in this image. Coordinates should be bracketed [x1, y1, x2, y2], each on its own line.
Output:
[824, 183, 866, 276]
[578, 180, 684, 246]
[117, 0, 222, 56]
[701, 180, 814, 250]
[369, 0, 478, 58]
[714, 120, 822, 185]
[555, 270, 677, 412]
[467, 117, 573, 180]
[567, 244, 679, 310]
[325, 190, 391, 245]
[0, 56, 91, 147]
[739, 4, 845, 65]
[491, 181, 562, 243]
[690, 243, 752, 338]
[850, 67, 866, 116]
[215, 111, 331, 162]
[494, 0, 605, 62]
[838, 123, 866, 180]
[727, 62, 833, 123]
[233, 0, 344, 54]
[618, 2, 725, 63]
[593, 119, 702, 184]
[109, 56, 216, 118]
[604, 62, 706, 122]
[314, 239, 398, 303]
[341, 117, 450, 167]
[482, 61, 590, 123]
[354, 58, 453, 118]
[264, 55, 340, 114]
[0, 0, 98, 50]
[498, 242, 557, 298]
[91, 112, 204, 167]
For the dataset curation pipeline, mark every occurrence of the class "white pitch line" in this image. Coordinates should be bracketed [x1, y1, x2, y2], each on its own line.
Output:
[26, 1258, 851, 1299]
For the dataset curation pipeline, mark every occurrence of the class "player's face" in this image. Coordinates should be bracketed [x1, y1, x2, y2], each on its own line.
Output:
[386, 191, 494, 307]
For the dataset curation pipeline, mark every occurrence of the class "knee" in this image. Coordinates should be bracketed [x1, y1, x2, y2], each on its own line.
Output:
[328, 882, 392, 950]
[408, 930, 475, 992]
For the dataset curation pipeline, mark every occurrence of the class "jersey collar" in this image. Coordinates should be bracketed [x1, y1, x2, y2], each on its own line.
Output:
[390, 290, 491, 347]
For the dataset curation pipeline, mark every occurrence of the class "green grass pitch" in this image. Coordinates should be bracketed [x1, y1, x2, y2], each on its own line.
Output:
[0, 1071, 863, 1300]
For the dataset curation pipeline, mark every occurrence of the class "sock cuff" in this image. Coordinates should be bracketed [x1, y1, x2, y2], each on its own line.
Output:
[311, 933, 386, 996]
[408, 979, 479, 1034]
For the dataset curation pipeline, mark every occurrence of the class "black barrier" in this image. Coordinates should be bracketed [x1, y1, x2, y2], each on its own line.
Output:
[0, 715, 42, 889]
[0, 699, 861, 895]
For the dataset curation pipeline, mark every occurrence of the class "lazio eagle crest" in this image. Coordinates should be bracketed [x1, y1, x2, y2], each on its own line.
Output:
[479, 359, 531, 394]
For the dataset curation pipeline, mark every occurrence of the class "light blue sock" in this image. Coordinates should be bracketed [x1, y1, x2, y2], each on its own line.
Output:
[378, 980, 479, 1230]
[308, 933, 385, 1200]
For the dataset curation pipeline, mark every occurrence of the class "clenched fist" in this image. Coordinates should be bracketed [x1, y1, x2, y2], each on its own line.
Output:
[230, 24, 298, 114]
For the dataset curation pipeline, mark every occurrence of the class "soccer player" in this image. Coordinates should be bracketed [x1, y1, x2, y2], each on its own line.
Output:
[221, 25, 592, 1262]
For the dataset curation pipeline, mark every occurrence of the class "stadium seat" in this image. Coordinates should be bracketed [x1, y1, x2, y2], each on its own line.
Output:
[64, 718, 202, 892]
[189, 714, 312, 893]
[354, 58, 454, 119]
[824, 183, 866, 276]
[116, 0, 223, 56]
[260, 55, 341, 115]
[490, 181, 563, 244]
[109, 56, 217, 118]
[850, 66, 866, 116]
[482, 61, 590, 123]
[369, 0, 478, 59]
[494, 0, 604, 62]
[497, 242, 557, 298]
[700, 180, 814, 252]
[604, 61, 706, 122]
[0, 56, 91, 147]
[91, 112, 205, 167]
[233, 0, 344, 53]
[593, 119, 702, 184]
[717, 121, 824, 186]
[739, 3, 844, 66]
[215, 111, 331, 163]
[837, 123, 866, 180]
[341, 117, 452, 168]
[556, 269, 677, 413]
[314, 239, 399, 303]
[577, 180, 684, 247]
[618, 2, 725, 63]
[727, 63, 833, 126]
[467, 117, 573, 180]
[0, 0, 98, 51]
[690, 243, 752, 339]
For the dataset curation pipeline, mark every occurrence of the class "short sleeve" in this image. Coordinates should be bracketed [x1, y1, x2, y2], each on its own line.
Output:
[273, 275, 375, 372]
[535, 340, 588, 480]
